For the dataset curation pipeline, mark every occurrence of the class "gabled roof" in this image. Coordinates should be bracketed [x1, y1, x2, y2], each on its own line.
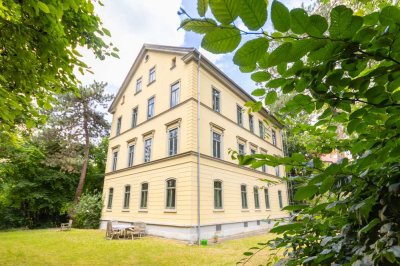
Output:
[108, 44, 283, 129]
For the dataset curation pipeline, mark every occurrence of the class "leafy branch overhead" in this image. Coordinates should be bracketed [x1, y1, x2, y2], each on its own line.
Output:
[0, 0, 119, 134]
[183, 0, 400, 265]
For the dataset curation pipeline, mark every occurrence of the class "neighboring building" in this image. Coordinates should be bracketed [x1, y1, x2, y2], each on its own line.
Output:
[100, 44, 289, 242]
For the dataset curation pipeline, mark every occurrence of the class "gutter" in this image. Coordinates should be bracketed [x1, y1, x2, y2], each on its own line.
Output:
[196, 52, 202, 245]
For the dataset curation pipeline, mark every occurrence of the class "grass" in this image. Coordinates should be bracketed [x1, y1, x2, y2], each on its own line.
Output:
[0, 229, 277, 265]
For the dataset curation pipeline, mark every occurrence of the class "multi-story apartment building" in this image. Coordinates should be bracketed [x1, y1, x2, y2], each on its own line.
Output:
[100, 44, 289, 242]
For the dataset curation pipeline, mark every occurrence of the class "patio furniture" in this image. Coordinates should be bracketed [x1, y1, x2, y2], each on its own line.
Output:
[106, 221, 122, 240]
[60, 219, 72, 231]
[129, 222, 146, 238]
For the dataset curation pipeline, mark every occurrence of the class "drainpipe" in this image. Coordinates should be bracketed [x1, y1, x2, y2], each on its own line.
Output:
[196, 51, 202, 245]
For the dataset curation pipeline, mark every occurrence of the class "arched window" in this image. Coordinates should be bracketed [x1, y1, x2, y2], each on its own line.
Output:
[107, 188, 114, 209]
[214, 180, 223, 209]
[140, 183, 149, 209]
[166, 179, 176, 209]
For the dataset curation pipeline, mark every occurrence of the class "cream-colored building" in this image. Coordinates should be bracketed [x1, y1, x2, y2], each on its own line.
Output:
[100, 44, 289, 242]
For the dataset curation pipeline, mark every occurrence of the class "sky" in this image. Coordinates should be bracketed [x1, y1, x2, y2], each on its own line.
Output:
[79, 0, 306, 101]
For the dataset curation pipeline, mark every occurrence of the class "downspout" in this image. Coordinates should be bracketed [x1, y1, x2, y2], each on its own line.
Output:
[196, 52, 202, 245]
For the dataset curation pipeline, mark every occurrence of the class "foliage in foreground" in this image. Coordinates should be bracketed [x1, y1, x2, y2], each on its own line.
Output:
[182, 0, 400, 265]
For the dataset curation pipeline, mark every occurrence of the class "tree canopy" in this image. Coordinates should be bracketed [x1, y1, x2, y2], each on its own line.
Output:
[0, 0, 117, 134]
[183, 0, 400, 264]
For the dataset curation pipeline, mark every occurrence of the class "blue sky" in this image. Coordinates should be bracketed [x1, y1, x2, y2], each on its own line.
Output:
[79, 0, 306, 99]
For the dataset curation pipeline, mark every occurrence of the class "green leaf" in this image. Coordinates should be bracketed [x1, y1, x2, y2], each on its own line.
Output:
[329, 5, 357, 39]
[37, 1, 50, 13]
[181, 19, 218, 34]
[320, 176, 335, 194]
[209, 0, 240, 24]
[233, 38, 269, 66]
[359, 218, 380, 235]
[267, 78, 286, 88]
[294, 185, 318, 201]
[306, 15, 328, 37]
[267, 42, 292, 66]
[251, 88, 265, 96]
[271, 0, 290, 32]
[379, 6, 400, 25]
[290, 9, 308, 34]
[251, 71, 271, 82]
[201, 28, 241, 53]
[270, 222, 303, 233]
[102, 28, 111, 37]
[239, 0, 267, 30]
[197, 0, 208, 16]
[240, 65, 256, 73]
[282, 204, 309, 211]
[265, 91, 278, 105]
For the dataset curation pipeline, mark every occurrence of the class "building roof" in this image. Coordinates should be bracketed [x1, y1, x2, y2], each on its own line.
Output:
[108, 44, 283, 129]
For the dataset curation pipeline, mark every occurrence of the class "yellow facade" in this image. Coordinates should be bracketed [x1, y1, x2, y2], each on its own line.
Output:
[101, 44, 289, 241]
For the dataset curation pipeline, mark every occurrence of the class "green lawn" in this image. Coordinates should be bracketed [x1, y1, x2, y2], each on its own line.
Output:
[0, 229, 277, 265]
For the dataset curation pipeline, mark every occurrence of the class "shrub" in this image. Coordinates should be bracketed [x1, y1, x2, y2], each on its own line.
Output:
[73, 192, 103, 229]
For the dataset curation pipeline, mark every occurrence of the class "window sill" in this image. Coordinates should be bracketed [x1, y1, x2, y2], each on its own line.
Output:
[213, 209, 224, 212]
[255, 209, 261, 212]
[241, 209, 250, 212]
[134, 90, 141, 96]
[164, 209, 177, 213]
[170, 65, 176, 70]
[121, 210, 130, 212]
[138, 209, 148, 213]
[147, 80, 156, 86]
[266, 209, 271, 211]
[106, 209, 112, 212]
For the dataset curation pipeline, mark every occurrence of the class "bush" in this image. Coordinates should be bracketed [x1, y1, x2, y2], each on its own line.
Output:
[73, 192, 103, 229]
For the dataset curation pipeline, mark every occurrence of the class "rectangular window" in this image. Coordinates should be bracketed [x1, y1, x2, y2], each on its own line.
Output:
[149, 67, 156, 83]
[250, 148, 256, 155]
[238, 143, 245, 155]
[127, 145, 135, 167]
[123, 185, 130, 209]
[241, 184, 248, 209]
[170, 82, 180, 107]
[131, 107, 138, 128]
[144, 138, 152, 162]
[166, 179, 176, 209]
[171, 57, 176, 69]
[140, 183, 148, 209]
[244, 221, 248, 227]
[147, 97, 155, 119]
[116, 117, 122, 136]
[272, 130, 277, 146]
[168, 128, 178, 156]
[136, 78, 142, 93]
[216, 224, 222, 231]
[212, 88, 220, 112]
[214, 181, 223, 209]
[112, 151, 118, 171]
[237, 105, 243, 126]
[264, 189, 270, 209]
[275, 166, 280, 177]
[107, 188, 113, 209]
[249, 114, 254, 133]
[259, 120, 264, 139]
[212, 132, 222, 159]
[254, 186, 260, 209]
[278, 190, 283, 209]
[262, 165, 266, 173]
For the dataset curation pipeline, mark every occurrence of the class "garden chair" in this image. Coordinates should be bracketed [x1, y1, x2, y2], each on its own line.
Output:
[106, 220, 121, 240]
[129, 222, 146, 238]
[60, 219, 72, 231]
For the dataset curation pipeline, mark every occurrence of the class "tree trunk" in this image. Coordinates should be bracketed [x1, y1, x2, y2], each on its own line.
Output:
[74, 107, 90, 203]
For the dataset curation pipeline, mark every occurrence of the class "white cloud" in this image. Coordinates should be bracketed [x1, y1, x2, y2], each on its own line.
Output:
[198, 47, 225, 67]
[77, 0, 185, 95]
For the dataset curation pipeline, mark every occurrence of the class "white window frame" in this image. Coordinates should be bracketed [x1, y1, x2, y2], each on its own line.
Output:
[136, 77, 142, 93]
[212, 87, 221, 113]
[237, 105, 243, 126]
[147, 96, 155, 119]
[140, 182, 149, 209]
[107, 187, 114, 209]
[254, 186, 260, 209]
[123, 185, 131, 209]
[149, 66, 156, 84]
[241, 184, 248, 209]
[131, 107, 138, 128]
[170, 81, 180, 108]
[165, 178, 177, 210]
[213, 180, 223, 210]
